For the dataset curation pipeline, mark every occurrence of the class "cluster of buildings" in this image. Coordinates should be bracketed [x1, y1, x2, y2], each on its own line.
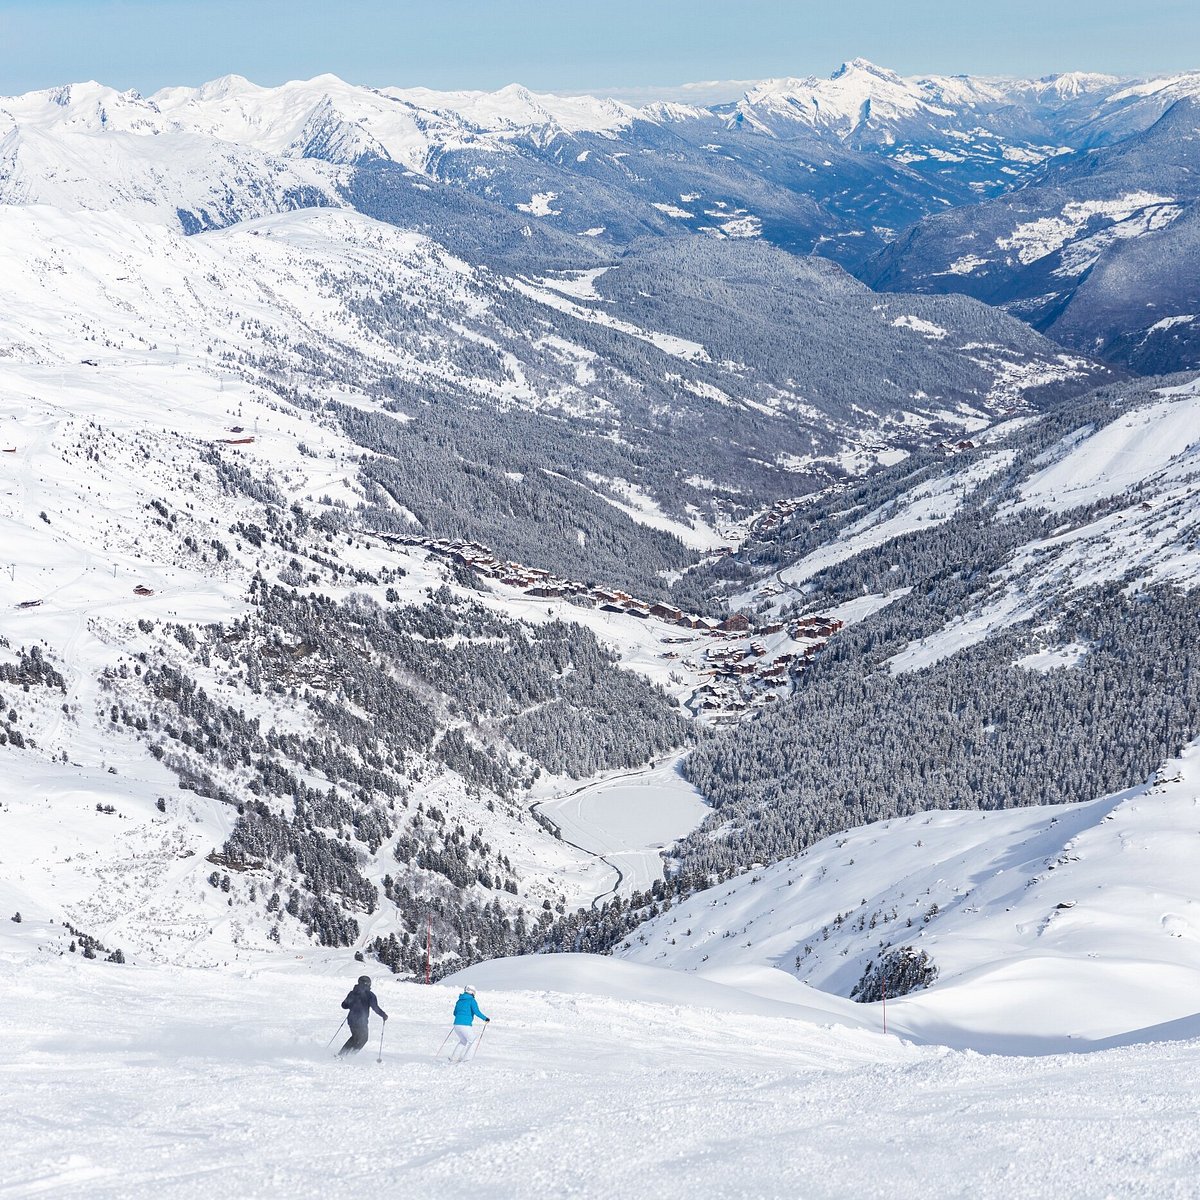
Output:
[790, 614, 844, 640]
[750, 495, 819, 537]
[377, 533, 760, 634]
[375, 531, 849, 723]
[690, 615, 845, 719]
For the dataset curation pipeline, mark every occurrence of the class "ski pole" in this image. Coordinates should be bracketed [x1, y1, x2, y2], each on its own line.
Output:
[326, 1018, 347, 1049]
[468, 1022, 488, 1061]
[435, 1028, 455, 1059]
[377, 1021, 387, 1064]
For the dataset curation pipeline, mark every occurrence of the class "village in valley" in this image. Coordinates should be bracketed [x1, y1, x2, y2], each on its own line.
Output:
[376, 532, 845, 721]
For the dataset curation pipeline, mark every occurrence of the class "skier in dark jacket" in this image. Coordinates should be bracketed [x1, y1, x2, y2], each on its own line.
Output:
[339, 975, 388, 1056]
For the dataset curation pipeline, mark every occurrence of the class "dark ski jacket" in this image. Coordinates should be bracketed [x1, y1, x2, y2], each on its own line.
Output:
[342, 984, 387, 1027]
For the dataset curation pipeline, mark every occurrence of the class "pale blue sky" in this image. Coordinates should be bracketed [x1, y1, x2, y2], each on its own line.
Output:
[0, 0, 1196, 97]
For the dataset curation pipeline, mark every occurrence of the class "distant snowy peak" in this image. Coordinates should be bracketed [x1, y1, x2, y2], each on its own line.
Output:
[151, 75, 463, 170]
[1106, 70, 1200, 106]
[1020, 71, 1124, 101]
[1086, 70, 1200, 139]
[4, 62, 1192, 158]
[151, 75, 643, 164]
[713, 60, 1200, 152]
[0, 73, 647, 179]
[381, 82, 641, 137]
[0, 71, 657, 184]
[730, 58, 1012, 139]
[831, 57, 901, 83]
[0, 86, 347, 225]
[0, 79, 163, 135]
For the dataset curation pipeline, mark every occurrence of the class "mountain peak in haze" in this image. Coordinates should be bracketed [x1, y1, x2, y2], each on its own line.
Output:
[830, 57, 902, 82]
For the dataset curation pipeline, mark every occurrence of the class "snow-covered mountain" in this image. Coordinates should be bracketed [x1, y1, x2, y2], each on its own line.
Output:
[5, 60, 1196, 272]
[1, 201, 1097, 536]
[0, 183, 1105, 976]
[866, 94, 1200, 372]
[0, 57, 1194, 983]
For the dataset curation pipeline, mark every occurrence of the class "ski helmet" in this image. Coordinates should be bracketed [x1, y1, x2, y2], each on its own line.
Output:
[464, 985, 476, 996]
[358, 975, 371, 986]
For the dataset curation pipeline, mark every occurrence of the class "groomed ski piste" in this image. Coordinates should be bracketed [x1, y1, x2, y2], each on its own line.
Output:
[4, 747, 1199, 1200]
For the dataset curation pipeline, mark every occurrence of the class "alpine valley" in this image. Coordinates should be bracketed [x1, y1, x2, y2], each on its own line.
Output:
[2, 56, 1200, 1200]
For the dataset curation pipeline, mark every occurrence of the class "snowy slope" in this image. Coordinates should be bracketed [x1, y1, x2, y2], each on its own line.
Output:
[750, 373, 1200, 642]
[880, 376, 1200, 671]
[621, 740, 1200, 1051]
[659, 370, 1200, 916]
[0, 321, 598, 968]
[1, 945, 1198, 1199]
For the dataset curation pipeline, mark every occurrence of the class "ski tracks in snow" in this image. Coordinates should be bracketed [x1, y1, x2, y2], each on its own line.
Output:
[1, 959, 1198, 1199]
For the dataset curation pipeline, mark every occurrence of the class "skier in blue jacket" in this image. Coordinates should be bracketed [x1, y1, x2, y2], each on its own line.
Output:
[449, 985, 489, 1060]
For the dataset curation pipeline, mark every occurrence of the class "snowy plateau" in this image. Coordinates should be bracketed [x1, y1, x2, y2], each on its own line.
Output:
[1, 57, 1199, 1200]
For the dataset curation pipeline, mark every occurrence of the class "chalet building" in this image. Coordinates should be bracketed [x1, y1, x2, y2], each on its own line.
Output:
[716, 661, 756, 676]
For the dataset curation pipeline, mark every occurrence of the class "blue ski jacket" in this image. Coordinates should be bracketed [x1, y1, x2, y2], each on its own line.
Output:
[453, 992, 488, 1025]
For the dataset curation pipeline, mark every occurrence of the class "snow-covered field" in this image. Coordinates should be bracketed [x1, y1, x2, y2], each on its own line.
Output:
[534, 757, 710, 900]
[1, 948, 1198, 1200]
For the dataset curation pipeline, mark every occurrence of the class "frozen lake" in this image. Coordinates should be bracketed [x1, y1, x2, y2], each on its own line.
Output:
[535, 757, 710, 901]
